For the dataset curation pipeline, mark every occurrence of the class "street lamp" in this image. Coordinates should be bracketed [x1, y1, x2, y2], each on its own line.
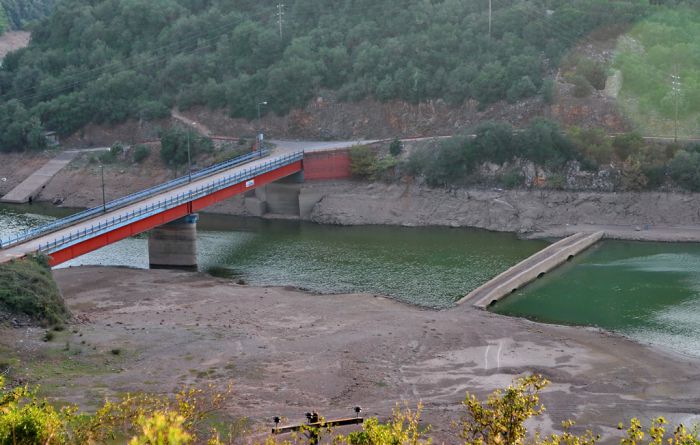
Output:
[186, 124, 193, 183]
[257, 101, 267, 149]
[100, 164, 106, 213]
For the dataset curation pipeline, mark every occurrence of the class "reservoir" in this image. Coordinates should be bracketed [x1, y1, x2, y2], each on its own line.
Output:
[0, 204, 546, 309]
[492, 240, 700, 358]
[6, 204, 700, 357]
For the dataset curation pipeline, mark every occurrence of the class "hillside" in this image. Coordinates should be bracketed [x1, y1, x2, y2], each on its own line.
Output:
[0, 0, 666, 151]
[0, 0, 55, 30]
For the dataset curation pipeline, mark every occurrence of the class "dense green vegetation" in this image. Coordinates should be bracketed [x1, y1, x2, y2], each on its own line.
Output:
[159, 127, 214, 166]
[0, 0, 667, 150]
[400, 119, 700, 192]
[615, 7, 700, 137]
[407, 119, 580, 187]
[0, 0, 55, 30]
[0, 6, 8, 35]
[0, 255, 69, 325]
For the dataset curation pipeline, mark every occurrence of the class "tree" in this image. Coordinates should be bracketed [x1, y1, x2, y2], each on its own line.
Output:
[389, 138, 403, 156]
[669, 149, 700, 191]
[472, 121, 515, 165]
[159, 128, 213, 166]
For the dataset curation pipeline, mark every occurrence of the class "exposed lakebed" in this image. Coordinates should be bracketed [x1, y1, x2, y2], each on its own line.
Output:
[4, 203, 700, 357]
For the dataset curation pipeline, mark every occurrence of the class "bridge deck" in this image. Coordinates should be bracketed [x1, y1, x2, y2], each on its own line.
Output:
[459, 231, 604, 308]
[0, 150, 302, 266]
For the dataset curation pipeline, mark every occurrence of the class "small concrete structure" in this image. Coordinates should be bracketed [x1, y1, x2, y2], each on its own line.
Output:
[148, 214, 199, 270]
[460, 231, 604, 308]
[1, 151, 78, 203]
[243, 171, 305, 218]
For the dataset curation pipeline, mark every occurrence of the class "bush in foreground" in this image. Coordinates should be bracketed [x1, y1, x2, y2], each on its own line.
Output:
[1, 375, 699, 444]
[0, 255, 69, 325]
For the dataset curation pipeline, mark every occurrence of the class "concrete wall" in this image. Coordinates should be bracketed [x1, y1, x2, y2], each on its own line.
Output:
[303, 149, 352, 180]
[265, 183, 301, 215]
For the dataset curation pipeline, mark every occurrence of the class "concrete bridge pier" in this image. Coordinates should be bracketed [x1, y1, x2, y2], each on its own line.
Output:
[148, 214, 199, 270]
[243, 171, 305, 218]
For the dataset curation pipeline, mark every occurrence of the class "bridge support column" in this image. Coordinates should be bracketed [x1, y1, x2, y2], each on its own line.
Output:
[148, 214, 198, 270]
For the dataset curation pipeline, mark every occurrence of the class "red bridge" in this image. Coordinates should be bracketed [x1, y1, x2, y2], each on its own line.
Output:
[0, 146, 354, 268]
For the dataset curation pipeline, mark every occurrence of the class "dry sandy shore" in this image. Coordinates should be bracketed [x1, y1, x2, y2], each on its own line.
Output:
[4, 266, 700, 443]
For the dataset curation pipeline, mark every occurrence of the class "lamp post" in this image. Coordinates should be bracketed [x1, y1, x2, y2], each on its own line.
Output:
[186, 126, 193, 183]
[100, 164, 106, 213]
[257, 101, 267, 149]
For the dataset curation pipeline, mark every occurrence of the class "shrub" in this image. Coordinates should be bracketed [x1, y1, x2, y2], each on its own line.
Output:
[571, 74, 594, 98]
[568, 127, 614, 166]
[613, 133, 645, 161]
[472, 121, 516, 165]
[0, 255, 69, 325]
[577, 58, 607, 90]
[110, 142, 125, 157]
[128, 412, 192, 445]
[98, 150, 116, 164]
[389, 138, 403, 157]
[546, 173, 567, 190]
[520, 119, 576, 167]
[620, 157, 649, 191]
[669, 149, 700, 191]
[160, 128, 214, 166]
[0, 379, 68, 445]
[349, 145, 378, 178]
[459, 375, 550, 445]
[541, 79, 555, 104]
[133, 145, 151, 163]
[1, 376, 700, 445]
[349, 145, 398, 181]
[423, 137, 471, 186]
[507, 76, 538, 103]
[501, 170, 524, 189]
[342, 403, 430, 445]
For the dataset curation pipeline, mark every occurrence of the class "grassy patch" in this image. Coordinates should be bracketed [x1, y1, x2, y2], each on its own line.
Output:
[0, 255, 69, 325]
[615, 8, 700, 137]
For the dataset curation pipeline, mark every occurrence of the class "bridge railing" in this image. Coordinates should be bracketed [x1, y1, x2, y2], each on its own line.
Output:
[0, 148, 271, 249]
[35, 151, 304, 254]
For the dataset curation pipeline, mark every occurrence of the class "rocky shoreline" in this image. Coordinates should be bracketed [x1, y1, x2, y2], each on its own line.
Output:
[207, 180, 700, 242]
[2, 147, 699, 242]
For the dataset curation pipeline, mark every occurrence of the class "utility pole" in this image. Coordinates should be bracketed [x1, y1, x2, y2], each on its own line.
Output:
[276, 3, 285, 38]
[257, 101, 267, 150]
[488, 0, 492, 39]
[186, 130, 192, 183]
[100, 164, 106, 213]
[671, 66, 681, 143]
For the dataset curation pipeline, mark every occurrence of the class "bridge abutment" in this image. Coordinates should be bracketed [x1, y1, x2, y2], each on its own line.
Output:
[148, 214, 199, 270]
[243, 179, 303, 218]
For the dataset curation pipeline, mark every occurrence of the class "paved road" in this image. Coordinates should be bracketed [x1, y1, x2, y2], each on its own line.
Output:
[270, 139, 379, 152]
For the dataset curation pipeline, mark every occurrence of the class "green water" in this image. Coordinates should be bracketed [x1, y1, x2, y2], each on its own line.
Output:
[0, 205, 546, 309]
[492, 240, 700, 357]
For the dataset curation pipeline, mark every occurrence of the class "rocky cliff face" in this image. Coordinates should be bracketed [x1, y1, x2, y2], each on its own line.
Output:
[303, 181, 700, 236]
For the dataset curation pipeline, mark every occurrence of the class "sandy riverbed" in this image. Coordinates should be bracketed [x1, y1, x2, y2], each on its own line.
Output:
[4, 266, 700, 443]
